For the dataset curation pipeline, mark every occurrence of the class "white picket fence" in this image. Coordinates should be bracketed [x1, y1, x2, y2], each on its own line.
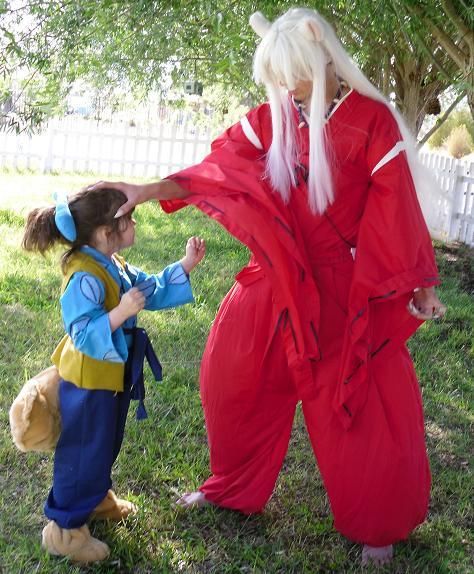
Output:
[0, 118, 473, 245]
[0, 116, 214, 179]
[419, 153, 474, 246]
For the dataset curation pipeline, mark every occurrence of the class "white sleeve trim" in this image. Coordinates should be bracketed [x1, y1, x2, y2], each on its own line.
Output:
[371, 141, 406, 176]
[240, 116, 263, 150]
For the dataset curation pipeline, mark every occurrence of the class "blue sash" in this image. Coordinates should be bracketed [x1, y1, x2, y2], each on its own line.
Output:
[125, 327, 163, 420]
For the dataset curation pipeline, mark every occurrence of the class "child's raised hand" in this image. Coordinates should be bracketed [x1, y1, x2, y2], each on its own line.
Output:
[181, 236, 206, 274]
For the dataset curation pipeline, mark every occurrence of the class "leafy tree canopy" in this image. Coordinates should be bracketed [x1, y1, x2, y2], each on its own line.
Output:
[1, 0, 472, 136]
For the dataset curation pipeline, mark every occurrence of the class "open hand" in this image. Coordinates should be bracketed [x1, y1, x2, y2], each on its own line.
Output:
[87, 181, 151, 217]
[88, 179, 189, 217]
[181, 236, 206, 274]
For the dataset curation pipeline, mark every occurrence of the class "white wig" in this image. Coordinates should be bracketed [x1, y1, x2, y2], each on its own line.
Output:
[251, 8, 437, 224]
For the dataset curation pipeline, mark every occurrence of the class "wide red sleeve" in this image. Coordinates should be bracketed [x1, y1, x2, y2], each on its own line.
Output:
[334, 105, 440, 428]
[158, 104, 323, 396]
[159, 104, 270, 213]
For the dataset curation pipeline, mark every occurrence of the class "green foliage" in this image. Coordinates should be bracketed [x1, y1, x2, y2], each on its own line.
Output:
[0, 61, 68, 133]
[0, 173, 473, 573]
[0, 77, 11, 103]
[183, 83, 255, 137]
[393, 0, 473, 97]
[1, 0, 472, 135]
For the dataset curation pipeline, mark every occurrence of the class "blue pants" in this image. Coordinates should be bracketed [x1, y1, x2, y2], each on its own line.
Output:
[44, 378, 131, 528]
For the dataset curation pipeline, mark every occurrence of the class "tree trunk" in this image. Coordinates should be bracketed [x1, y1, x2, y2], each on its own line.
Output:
[393, 54, 449, 136]
[393, 58, 424, 135]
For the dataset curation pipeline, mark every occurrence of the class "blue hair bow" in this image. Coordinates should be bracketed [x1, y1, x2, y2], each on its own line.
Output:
[53, 192, 77, 242]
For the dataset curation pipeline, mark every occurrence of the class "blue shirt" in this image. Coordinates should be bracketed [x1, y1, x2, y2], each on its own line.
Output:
[60, 246, 194, 363]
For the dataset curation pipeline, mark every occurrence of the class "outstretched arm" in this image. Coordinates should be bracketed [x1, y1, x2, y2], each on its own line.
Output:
[89, 179, 189, 217]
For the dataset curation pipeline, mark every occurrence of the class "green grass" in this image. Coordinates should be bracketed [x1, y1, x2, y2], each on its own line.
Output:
[0, 173, 472, 573]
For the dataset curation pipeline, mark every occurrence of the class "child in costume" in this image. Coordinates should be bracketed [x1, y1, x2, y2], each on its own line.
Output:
[20, 187, 205, 563]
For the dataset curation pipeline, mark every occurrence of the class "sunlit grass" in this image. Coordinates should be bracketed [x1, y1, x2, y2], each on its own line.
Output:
[0, 173, 472, 573]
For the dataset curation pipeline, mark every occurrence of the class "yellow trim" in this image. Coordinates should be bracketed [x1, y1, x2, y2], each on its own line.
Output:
[51, 252, 127, 392]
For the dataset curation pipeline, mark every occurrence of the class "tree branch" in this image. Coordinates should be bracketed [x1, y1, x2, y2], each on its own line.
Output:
[389, 0, 416, 53]
[406, 3, 468, 69]
[409, 23, 457, 81]
[440, 0, 472, 44]
[417, 89, 466, 146]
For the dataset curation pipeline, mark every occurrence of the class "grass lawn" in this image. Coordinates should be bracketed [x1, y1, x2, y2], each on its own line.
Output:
[0, 172, 472, 574]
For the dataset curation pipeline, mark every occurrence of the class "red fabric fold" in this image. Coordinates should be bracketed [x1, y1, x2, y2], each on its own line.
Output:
[166, 155, 322, 399]
[161, 92, 439, 428]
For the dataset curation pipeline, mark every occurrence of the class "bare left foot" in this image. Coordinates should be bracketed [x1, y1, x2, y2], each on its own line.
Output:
[362, 545, 393, 567]
[175, 491, 210, 509]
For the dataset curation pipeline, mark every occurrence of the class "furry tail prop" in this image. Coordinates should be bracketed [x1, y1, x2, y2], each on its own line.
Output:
[9, 366, 61, 452]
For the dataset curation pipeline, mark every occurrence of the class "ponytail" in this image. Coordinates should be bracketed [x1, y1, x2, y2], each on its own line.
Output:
[22, 206, 66, 254]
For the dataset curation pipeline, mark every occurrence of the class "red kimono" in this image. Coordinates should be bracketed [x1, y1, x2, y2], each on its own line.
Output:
[162, 90, 439, 547]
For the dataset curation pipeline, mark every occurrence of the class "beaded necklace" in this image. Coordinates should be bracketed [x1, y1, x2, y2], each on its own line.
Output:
[295, 79, 347, 128]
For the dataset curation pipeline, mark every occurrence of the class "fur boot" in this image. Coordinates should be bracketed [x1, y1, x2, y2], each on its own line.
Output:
[42, 520, 109, 563]
[91, 489, 137, 521]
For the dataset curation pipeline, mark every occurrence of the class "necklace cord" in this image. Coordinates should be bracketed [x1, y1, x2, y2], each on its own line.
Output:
[294, 78, 346, 128]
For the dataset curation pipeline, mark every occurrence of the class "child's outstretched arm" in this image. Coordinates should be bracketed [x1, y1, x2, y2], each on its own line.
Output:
[124, 237, 205, 312]
[180, 236, 206, 274]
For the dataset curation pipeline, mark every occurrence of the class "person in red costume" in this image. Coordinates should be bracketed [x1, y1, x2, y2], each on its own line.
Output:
[92, 8, 446, 567]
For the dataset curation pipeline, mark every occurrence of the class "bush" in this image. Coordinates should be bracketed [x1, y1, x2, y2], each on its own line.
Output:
[445, 124, 474, 158]
[428, 108, 474, 149]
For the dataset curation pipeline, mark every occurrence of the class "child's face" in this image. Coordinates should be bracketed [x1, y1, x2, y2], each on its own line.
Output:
[115, 212, 136, 251]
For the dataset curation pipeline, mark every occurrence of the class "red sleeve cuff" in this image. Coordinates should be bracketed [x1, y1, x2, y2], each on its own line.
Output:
[159, 198, 188, 213]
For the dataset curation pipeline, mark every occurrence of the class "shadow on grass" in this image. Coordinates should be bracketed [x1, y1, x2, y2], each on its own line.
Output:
[435, 241, 474, 295]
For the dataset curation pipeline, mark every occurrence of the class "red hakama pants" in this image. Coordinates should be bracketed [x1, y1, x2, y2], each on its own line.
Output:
[198, 250, 430, 547]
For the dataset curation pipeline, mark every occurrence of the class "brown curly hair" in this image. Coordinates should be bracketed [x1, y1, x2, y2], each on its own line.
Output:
[22, 187, 131, 271]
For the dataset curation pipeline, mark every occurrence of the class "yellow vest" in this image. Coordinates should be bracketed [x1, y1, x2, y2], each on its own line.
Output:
[51, 252, 127, 392]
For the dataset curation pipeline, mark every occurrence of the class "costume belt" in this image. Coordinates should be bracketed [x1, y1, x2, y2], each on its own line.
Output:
[124, 327, 162, 420]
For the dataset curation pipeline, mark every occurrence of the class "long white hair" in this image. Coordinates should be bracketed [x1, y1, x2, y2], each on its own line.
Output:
[251, 8, 438, 224]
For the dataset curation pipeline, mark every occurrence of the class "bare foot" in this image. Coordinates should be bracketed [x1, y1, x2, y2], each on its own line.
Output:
[361, 545, 393, 567]
[175, 491, 210, 509]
